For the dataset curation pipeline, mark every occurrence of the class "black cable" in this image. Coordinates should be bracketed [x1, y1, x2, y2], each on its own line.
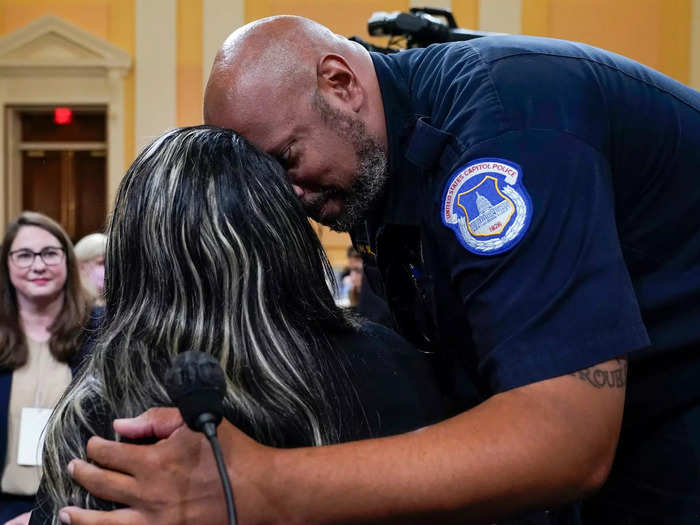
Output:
[203, 421, 237, 525]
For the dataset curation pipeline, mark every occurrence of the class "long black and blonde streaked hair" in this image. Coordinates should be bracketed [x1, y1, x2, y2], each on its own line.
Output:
[41, 125, 360, 514]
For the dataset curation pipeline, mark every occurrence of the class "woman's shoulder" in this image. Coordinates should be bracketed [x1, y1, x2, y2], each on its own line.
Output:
[69, 306, 104, 373]
[332, 319, 451, 437]
[337, 319, 437, 383]
[339, 319, 418, 357]
[86, 305, 105, 329]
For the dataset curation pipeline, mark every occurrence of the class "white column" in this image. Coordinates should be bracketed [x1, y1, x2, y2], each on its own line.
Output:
[691, 0, 700, 90]
[410, 0, 452, 10]
[135, 0, 176, 153]
[479, 0, 522, 34]
[107, 69, 127, 210]
[0, 98, 6, 228]
[202, 0, 245, 91]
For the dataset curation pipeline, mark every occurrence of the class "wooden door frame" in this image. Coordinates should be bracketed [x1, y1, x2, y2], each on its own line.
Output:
[8, 106, 108, 229]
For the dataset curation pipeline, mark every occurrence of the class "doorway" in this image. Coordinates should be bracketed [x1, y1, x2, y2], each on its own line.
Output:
[13, 107, 107, 242]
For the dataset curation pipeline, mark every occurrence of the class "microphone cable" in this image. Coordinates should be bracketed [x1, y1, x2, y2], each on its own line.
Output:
[201, 417, 237, 525]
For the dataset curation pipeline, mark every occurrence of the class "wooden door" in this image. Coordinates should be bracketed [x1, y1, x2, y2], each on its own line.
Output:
[20, 110, 107, 241]
[21, 149, 106, 241]
[22, 150, 63, 225]
[74, 150, 107, 238]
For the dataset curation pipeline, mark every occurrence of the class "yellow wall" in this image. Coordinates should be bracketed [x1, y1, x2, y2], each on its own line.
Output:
[0, 0, 109, 36]
[177, 0, 203, 126]
[0, 0, 136, 168]
[246, 0, 409, 49]
[453, 0, 480, 30]
[111, 0, 135, 164]
[522, 0, 692, 84]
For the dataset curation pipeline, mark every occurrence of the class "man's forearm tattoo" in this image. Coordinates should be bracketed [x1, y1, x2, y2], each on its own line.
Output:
[569, 359, 627, 389]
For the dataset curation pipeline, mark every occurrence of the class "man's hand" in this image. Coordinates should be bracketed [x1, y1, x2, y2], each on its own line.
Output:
[59, 407, 281, 525]
[111, 406, 185, 440]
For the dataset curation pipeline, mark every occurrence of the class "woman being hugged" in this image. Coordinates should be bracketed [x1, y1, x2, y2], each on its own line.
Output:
[34, 126, 452, 523]
[0, 212, 96, 525]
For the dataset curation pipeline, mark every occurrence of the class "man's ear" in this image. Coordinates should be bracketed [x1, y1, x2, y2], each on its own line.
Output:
[317, 54, 364, 112]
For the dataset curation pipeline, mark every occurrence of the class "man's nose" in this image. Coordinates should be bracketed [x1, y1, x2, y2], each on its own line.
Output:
[291, 183, 304, 198]
[286, 168, 305, 198]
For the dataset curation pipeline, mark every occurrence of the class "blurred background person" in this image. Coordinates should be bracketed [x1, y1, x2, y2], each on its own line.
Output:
[343, 246, 363, 308]
[336, 246, 363, 308]
[73, 234, 106, 307]
[0, 212, 99, 525]
[33, 126, 455, 522]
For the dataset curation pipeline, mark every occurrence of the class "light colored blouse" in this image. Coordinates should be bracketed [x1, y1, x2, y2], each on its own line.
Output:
[1, 337, 71, 495]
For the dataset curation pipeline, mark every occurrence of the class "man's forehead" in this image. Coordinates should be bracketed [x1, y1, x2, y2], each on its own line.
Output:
[230, 104, 296, 153]
[205, 89, 272, 142]
[206, 63, 268, 121]
[205, 64, 311, 153]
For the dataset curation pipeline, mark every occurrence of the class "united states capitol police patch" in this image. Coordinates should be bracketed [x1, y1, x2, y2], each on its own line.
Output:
[441, 158, 532, 256]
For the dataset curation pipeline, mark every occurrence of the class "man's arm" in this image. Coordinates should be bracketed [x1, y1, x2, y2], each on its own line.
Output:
[61, 357, 626, 524]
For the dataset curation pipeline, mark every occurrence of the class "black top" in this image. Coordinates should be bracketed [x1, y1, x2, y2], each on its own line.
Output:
[336, 320, 457, 438]
[30, 320, 459, 523]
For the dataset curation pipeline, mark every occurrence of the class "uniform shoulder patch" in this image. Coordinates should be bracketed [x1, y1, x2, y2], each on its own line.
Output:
[441, 158, 532, 256]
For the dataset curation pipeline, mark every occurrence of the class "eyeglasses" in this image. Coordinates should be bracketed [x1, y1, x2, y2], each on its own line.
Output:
[8, 247, 65, 268]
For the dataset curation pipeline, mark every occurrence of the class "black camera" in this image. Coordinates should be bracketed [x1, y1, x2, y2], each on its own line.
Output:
[351, 7, 502, 53]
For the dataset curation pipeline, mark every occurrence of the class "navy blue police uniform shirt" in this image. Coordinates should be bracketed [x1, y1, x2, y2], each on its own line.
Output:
[352, 35, 700, 520]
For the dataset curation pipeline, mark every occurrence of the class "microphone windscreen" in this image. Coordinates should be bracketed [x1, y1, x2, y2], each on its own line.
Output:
[165, 350, 226, 432]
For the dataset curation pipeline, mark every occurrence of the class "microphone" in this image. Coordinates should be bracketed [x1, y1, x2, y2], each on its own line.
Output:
[165, 351, 237, 525]
[165, 350, 226, 436]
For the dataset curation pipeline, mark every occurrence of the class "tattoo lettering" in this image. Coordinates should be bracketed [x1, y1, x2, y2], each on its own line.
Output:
[569, 359, 627, 389]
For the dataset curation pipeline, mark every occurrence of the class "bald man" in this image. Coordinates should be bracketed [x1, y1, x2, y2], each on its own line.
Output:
[203, 16, 388, 233]
[59, 15, 700, 525]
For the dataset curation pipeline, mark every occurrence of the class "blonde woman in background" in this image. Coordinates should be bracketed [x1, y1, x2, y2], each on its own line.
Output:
[73, 234, 106, 307]
[0, 212, 100, 525]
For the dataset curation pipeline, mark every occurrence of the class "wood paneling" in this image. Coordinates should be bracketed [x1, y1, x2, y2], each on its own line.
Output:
[74, 150, 107, 237]
[21, 112, 106, 142]
[19, 109, 107, 240]
[22, 149, 106, 240]
[23, 150, 62, 223]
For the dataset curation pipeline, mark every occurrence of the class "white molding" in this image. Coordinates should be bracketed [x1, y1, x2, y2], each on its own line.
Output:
[5, 109, 21, 225]
[202, 0, 244, 92]
[691, 0, 700, 90]
[479, 0, 522, 34]
[0, 14, 131, 230]
[135, 0, 176, 153]
[0, 14, 130, 69]
[409, 0, 451, 10]
[20, 142, 106, 150]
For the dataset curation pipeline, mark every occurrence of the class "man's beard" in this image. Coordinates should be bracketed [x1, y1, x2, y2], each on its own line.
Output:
[307, 92, 388, 232]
